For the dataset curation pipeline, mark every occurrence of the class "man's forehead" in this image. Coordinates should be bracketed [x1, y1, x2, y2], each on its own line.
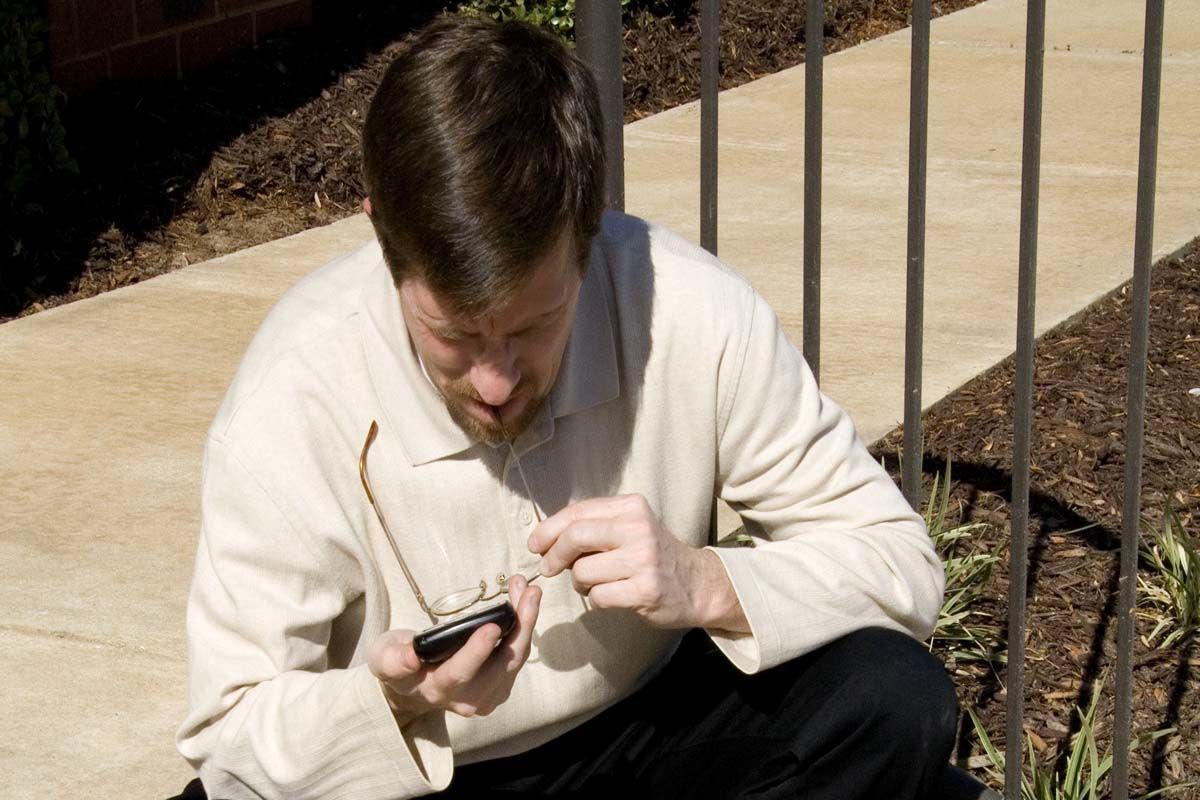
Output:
[404, 234, 580, 330]
[406, 259, 578, 331]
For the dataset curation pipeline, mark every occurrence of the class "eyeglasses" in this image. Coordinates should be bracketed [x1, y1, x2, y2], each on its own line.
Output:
[358, 419, 543, 625]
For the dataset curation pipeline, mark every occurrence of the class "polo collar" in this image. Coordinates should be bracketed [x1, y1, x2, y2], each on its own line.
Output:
[357, 238, 620, 467]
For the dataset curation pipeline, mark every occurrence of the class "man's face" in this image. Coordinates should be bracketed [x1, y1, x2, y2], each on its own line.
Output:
[398, 231, 583, 445]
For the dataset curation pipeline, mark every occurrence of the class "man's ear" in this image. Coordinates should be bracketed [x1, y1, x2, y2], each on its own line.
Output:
[363, 196, 373, 216]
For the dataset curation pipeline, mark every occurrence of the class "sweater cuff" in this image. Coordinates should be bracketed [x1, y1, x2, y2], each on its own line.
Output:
[352, 664, 453, 794]
[703, 546, 783, 674]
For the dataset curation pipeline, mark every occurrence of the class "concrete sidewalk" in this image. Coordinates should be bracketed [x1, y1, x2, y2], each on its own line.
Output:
[2, 1, 1197, 796]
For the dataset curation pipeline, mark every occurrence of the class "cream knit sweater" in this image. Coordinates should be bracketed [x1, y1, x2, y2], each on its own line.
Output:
[176, 212, 943, 799]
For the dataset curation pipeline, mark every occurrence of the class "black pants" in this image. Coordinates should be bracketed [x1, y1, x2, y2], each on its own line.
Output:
[171, 627, 959, 799]
[438, 626, 958, 799]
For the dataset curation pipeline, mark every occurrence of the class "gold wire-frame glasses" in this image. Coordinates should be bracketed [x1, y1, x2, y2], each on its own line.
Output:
[358, 419, 543, 625]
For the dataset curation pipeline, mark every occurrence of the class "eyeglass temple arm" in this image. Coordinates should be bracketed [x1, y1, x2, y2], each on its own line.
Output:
[359, 420, 438, 625]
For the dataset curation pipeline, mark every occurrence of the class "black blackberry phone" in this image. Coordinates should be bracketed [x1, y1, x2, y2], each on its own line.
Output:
[412, 601, 517, 663]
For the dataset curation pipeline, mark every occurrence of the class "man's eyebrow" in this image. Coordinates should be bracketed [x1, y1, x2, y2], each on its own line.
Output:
[420, 299, 567, 338]
[511, 302, 568, 333]
[415, 309, 464, 336]
[429, 321, 471, 338]
[533, 301, 568, 321]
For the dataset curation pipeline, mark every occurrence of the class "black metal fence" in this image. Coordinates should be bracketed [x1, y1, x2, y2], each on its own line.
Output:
[574, 1, 1168, 797]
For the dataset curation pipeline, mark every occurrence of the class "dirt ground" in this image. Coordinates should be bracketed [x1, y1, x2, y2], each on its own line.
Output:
[6, 0, 1197, 794]
[873, 240, 1200, 795]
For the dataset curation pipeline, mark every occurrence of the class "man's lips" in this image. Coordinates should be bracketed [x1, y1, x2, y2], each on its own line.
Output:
[463, 394, 526, 424]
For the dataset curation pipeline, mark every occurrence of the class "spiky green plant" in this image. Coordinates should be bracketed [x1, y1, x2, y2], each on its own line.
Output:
[923, 460, 1004, 667]
[966, 692, 1183, 800]
[1138, 507, 1200, 649]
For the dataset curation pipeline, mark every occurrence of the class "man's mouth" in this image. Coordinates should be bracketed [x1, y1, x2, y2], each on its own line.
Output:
[464, 394, 525, 424]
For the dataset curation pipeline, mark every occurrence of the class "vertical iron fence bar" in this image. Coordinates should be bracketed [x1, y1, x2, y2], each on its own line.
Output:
[700, 0, 720, 256]
[1113, 1, 1165, 796]
[1007, 0, 1046, 796]
[575, 0, 625, 211]
[902, 0, 931, 510]
[803, 0, 824, 381]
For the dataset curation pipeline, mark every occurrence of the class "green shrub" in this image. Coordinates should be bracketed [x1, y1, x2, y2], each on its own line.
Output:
[460, 0, 575, 39]
[458, 0, 636, 41]
[920, 459, 1004, 669]
[967, 692, 1186, 800]
[934, 531, 1002, 666]
[1138, 506, 1200, 649]
[1, 0, 75, 265]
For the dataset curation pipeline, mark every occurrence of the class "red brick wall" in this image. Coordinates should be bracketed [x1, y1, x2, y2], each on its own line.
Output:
[48, 0, 314, 96]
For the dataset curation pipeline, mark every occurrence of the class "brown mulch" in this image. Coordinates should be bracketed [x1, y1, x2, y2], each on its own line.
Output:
[872, 239, 1200, 795]
[1, 0, 981, 322]
[622, 0, 979, 119]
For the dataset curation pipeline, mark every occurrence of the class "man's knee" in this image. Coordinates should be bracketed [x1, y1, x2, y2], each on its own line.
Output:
[827, 626, 959, 756]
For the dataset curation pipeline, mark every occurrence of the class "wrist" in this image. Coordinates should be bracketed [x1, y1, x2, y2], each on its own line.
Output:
[691, 548, 750, 633]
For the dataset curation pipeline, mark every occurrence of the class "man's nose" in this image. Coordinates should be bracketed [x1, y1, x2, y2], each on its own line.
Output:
[470, 341, 520, 407]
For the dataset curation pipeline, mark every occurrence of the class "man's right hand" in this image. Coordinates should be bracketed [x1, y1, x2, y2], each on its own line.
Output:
[367, 575, 542, 720]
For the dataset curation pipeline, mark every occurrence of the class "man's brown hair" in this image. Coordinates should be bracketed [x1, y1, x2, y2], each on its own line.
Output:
[362, 16, 606, 315]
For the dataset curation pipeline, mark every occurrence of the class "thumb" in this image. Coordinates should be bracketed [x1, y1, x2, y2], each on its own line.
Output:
[368, 629, 422, 682]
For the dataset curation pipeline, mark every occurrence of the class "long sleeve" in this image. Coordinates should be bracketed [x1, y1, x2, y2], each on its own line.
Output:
[176, 436, 453, 800]
[706, 289, 944, 673]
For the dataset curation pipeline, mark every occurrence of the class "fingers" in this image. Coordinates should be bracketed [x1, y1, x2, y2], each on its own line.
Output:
[570, 549, 635, 594]
[374, 597, 538, 719]
[586, 578, 643, 612]
[433, 622, 504, 688]
[378, 496, 668, 719]
[537, 518, 624, 577]
[409, 622, 501, 714]
[453, 587, 542, 717]
[400, 620, 520, 717]
[510, 583, 541, 658]
[507, 573, 526, 607]
[496, 578, 542, 667]
[505, 572, 537, 655]
[526, 498, 595, 555]
[528, 494, 645, 555]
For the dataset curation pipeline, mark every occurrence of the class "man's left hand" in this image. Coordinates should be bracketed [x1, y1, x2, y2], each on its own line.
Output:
[527, 494, 750, 633]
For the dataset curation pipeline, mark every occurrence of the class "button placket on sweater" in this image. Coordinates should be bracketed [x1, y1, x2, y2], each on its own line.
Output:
[501, 448, 543, 581]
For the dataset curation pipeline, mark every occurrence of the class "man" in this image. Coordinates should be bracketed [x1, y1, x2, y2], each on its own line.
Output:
[174, 15, 957, 800]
